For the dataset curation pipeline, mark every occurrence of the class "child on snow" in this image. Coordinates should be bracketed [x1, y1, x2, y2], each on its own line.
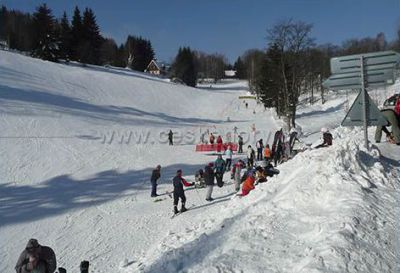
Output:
[214, 154, 226, 187]
[224, 146, 233, 171]
[231, 159, 245, 192]
[240, 170, 256, 196]
[204, 163, 215, 201]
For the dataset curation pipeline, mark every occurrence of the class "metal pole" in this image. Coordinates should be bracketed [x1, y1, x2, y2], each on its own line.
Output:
[360, 56, 369, 150]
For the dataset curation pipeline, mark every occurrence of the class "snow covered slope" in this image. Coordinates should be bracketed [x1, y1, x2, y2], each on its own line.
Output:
[1, 50, 398, 273]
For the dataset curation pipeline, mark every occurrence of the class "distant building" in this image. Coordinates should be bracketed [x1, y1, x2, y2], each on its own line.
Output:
[145, 59, 169, 75]
[224, 70, 237, 77]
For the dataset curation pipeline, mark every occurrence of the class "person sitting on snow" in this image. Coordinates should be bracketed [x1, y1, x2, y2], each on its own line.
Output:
[255, 166, 267, 183]
[15, 239, 57, 273]
[315, 128, 333, 148]
[375, 109, 400, 145]
[240, 170, 256, 196]
[172, 170, 194, 214]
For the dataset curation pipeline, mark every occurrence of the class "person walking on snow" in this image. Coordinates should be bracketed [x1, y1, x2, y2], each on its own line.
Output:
[150, 165, 161, 197]
[256, 139, 264, 161]
[232, 159, 245, 192]
[224, 146, 233, 171]
[204, 163, 215, 201]
[172, 170, 194, 214]
[238, 135, 244, 153]
[168, 130, 173, 145]
[15, 239, 57, 273]
[214, 154, 226, 187]
[272, 129, 284, 166]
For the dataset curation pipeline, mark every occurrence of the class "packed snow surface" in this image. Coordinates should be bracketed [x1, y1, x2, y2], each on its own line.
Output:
[0, 50, 398, 273]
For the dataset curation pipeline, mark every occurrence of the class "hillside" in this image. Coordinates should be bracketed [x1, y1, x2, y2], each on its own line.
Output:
[0, 51, 398, 273]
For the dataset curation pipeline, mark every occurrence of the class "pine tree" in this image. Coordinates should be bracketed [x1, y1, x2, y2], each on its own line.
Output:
[79, 8, 103, 64]
[124, 36, 155, 71]
[234, 57, 246, 79]
[59, 11, 71, 60]
[172, 47, 197, 87]
[32, 4, 59, 61]
[70, 6, 82, 61]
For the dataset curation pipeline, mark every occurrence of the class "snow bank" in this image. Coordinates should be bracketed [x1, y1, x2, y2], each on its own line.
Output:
[131, 127, 397, 273]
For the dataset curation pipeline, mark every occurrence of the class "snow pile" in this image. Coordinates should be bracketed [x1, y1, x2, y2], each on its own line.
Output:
[130, 127, 397, 273]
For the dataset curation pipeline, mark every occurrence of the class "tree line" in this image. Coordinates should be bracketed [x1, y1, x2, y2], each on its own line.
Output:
[0, 4, 155, 71]
[234, 19, 400, 129]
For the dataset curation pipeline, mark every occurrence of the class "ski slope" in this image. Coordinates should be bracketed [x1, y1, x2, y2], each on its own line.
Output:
[0, 50, 399, 273]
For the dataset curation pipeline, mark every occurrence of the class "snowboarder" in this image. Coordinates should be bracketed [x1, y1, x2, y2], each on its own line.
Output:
[264, 144, 271, 161]
[204, 163, 215, 201]
[256, 139, 264, 161]
[214, 154, 226, 187]
[224, 146, 233, 171]
[232, 159, 245, 192]
[240, 170, 256, 196]
[172, 170, 194, 214]
[375, 109, 400, 145]
[150, 165, 161, 197]
[216, 135, 223, 152]
[168, 130, 173, 145]
[247, 145, 255, 167]
[238, 135, 244, 153]
[209, 133, 215, 145]
[315, 128, 333, 148]
[15, 238, 57, 273]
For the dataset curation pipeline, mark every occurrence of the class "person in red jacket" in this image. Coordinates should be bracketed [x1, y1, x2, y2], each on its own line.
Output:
[240, 170, 256, 196]
[395, 95, 400, 117]
[216, 135, 223, 152]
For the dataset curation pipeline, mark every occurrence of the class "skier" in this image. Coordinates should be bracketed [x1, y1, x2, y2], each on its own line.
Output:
[272, 129, 284, 166]
[209, 133, 215, 145]
[256, 139, 264, 161]
[214, 154, 226, 187]
[240, 170, 256, 196]
[315, 128, 333, 148]
[168, 130, 173, 145]
[247, 145, 255, 167]
[232, 159, 245, 192]
[15, 239, 57, 273]
[264, 144, 271, 161]
[238, 135, 244, 153]
[216, 135, 223, 152]
[172, 170, 194, 214]
[150, 165, 161, 197]
[204, 163, 215, 201]
[224, 146, 233, 171]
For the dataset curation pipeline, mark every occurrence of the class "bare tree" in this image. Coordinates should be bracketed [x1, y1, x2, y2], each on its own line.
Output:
[267, 19, 315, 129]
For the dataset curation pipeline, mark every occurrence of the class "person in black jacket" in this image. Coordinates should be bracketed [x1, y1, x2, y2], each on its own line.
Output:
[15, 238, 56, 273]
[172, 170, 194, 214]
[204, 163, 215, 201]
[150, 165, 161, 197]
[168, 130, 173, 145]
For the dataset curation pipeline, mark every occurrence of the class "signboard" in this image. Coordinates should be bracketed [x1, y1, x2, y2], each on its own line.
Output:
[341, 91, 387, 126]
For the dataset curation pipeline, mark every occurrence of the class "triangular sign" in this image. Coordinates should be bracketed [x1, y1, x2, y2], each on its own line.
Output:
[341, 90, 388, 126]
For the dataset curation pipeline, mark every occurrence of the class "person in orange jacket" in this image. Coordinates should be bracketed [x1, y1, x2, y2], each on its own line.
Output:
[264, 144, 271, 161]
[240, 170, 256, 196]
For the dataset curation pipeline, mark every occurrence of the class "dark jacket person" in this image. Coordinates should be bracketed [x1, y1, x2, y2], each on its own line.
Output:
[15, 239, 56, 273]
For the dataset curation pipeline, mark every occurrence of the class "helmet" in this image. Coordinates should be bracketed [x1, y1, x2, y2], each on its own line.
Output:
[321, 127, 328, 133]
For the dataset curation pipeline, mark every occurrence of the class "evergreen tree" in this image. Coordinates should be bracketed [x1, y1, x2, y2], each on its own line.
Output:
[114, 44, 126, 67]
[124, 35, 155, 71]
[234, 57, 246, 79]
[59, 11, 72, 59]
[172, 47, 197, 87]
[32, 4, 59, 61]
[79, 8, 103, 64]
[99, 38, 118, 65]
[70, 6, 82, 61]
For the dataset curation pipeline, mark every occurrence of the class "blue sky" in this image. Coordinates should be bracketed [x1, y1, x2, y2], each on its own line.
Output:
[1, 0, 399, 63]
